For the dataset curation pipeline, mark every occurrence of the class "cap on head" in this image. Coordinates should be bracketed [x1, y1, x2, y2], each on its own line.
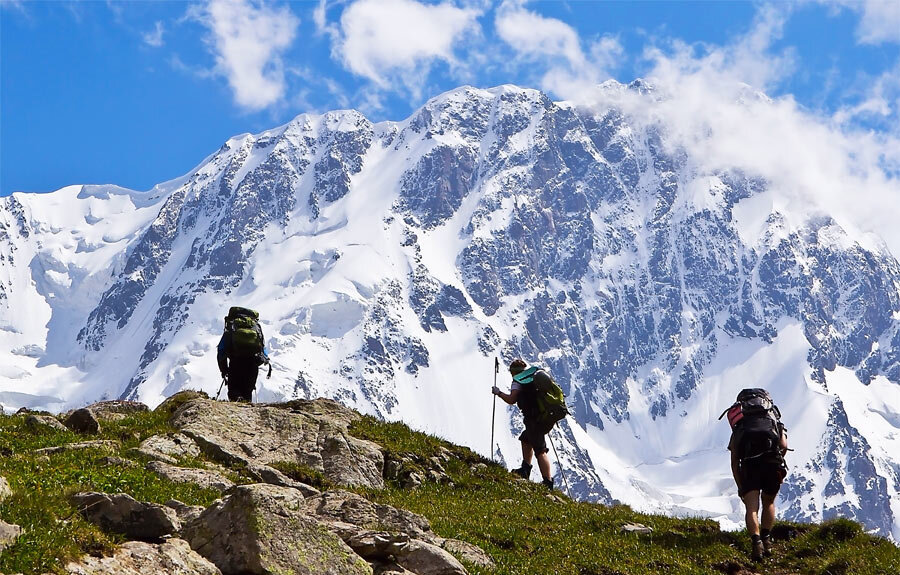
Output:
[509, 359, 527, 375]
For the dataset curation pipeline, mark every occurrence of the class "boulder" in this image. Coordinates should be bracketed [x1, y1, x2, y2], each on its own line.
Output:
[83, 401, 150, 422]
[343, 531, 410, 560]
[182, 483, 371, 575]
[396, 540, 467, 575]
[59, 538, 220, 575]
[24, 414, 69, 433]
[303, 490, 433, 541]
[165, 500, 206, 526]
[71, 492, 181, 541]
[171, 398, 384, 489]
[0, 476, 11, 502]
[243, 462, 321, 497]
[440, 539, 494, 569]
[34, 440, 119, 455]
[147, 461, 234, 492]
[100, 456, 139, 468]
[155, 391, 209, 414]
[64, 408, 101, 435]
[135, 433, 201, 464]
[0, 519, 21, 553]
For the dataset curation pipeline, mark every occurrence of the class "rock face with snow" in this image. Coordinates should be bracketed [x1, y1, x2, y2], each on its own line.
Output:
[2, 81, 900, 538]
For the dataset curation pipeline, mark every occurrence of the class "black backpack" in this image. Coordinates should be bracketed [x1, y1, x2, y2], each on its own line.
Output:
[224, 307, 271, 376]
[719, 388, 784, 462]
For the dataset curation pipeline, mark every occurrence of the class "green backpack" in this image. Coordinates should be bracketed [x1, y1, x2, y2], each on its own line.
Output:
[513, 366, 569, 433]
[225, 307, 265, 363]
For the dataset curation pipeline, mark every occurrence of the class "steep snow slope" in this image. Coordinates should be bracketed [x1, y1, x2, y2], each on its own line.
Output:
[2, 82, 899, 538]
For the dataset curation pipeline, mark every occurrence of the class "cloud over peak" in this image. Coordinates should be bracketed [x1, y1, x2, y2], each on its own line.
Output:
[193, 0, 300, 111]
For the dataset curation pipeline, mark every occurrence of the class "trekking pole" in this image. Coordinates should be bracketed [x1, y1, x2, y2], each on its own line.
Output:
[490, 357, 499, 461]
[548, 430, 571, 498]
[215, 376, 226, 401]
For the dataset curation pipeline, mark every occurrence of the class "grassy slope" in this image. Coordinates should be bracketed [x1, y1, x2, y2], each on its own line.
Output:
[0, 402, 895, 575]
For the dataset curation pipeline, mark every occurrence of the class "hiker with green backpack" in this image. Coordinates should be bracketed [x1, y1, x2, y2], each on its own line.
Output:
[216, 307, 271, 402]
[720, 388, 789, 562]
[492, 359, 569, 490]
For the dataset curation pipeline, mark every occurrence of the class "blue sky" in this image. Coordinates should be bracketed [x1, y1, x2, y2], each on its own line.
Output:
[1, 0, 899, 196]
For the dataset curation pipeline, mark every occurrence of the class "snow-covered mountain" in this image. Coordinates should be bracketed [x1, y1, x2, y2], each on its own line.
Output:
[3, 81, 900, 539]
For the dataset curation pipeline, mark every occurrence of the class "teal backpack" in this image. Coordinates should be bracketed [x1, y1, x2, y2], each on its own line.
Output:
[513, 366, 569, 433]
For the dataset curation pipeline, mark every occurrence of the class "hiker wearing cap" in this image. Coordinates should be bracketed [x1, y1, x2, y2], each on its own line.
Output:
[217, 307, 270, 402]
[492, 359, 559, 489]
[721, 388, 789, 562]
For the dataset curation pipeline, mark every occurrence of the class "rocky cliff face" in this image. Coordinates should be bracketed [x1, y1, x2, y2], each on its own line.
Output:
[2, 81, 900, 538]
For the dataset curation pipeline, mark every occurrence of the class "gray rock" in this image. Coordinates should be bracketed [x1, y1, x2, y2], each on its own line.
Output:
[344, 531, 410, 560]
[71, 492, 181, 541]
[372, 563, 416, 575]
[440, 539, 494, 569]
[396, 540, 467, 575]
[24, 414, 69, 433]
[244, 462, 321, 497]
[183, 483, 371, 575]
[165, 500, 206, 526]
[172, 398, 384, 489]
[0, 476, 11, 502]
[34, 440, 119, 455]
[147, 461, 234, 492]
[84, 400, 150, 422]
[59, 538, 220, 575]
[303, 490, 433, 541]
[0, 519, 21, 553]
[64, 408, 101, 434]
[400, 472, 423, 490]
[135, 433, 202, 464]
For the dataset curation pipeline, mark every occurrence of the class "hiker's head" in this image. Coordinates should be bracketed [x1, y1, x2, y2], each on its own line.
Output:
[509, 359, 527, 376]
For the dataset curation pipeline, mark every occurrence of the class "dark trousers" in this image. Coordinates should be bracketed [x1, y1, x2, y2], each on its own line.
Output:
[227, 360, 259, 402]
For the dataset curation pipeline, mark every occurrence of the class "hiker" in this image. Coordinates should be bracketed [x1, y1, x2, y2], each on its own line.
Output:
[722, 388, 789, 562]
[492, 359, 566, 489]
[217, 307, 270, 402]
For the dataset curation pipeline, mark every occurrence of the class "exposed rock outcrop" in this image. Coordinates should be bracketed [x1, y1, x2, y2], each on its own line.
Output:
[24, 414, 69, 432]
[71, 492, 181, 541]
[146, 461, 234, 492]
[82, 401, 150, 421]
[182, 483, 372, 575]
[0, 519, 21, 553]
[171, 398, 384, 489]
[34, 440, 119, 455]
[303, 490, 433, 541]
[135, 433, 202, 464]
[0, 476, 11, 502]
[58, 539, 220, 575]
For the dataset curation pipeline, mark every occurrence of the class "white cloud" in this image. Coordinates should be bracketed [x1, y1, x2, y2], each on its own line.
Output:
[579, 4, 900, 255]
[494, 1, 621, 100]
[143, 21, 165, 48]
[830, 0, 900, 45]
[192, 0, 300, 111]
[333, 0, 481, 97]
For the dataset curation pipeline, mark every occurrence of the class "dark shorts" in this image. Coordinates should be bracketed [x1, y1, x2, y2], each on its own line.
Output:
[738, 459, 786, 498]
[518, 422, 548, 455]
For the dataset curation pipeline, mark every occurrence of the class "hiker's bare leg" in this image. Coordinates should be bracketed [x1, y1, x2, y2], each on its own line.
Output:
[742, 490, 761, 536]
[521, 441, 533, 465]
[536, 450, 551, 480]
[761, 492, 777, 531]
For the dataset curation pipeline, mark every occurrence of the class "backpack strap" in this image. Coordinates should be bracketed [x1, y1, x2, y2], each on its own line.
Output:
[512, 366, 539, 384]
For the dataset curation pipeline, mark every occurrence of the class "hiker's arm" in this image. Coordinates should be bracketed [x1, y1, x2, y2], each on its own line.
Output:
[492, 386, 520, 405]
[217, 334, 229, 376]
[778, 425, 789, 455]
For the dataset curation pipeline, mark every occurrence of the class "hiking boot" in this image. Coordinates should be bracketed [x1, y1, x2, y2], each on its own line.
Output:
[512, 463, 532, 479]
[542, 478, 554, 490]
[762, 536, 773, 557]
[751, 538, 765, 562]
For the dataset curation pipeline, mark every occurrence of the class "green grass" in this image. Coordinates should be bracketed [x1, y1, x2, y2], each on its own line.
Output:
[348, 416, 900, 575]
[0, 409, 221, 575]
[1, 403, 898, 575]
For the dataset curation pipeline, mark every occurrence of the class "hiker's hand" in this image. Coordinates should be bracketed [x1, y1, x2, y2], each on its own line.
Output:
[492, 386, 501, 396]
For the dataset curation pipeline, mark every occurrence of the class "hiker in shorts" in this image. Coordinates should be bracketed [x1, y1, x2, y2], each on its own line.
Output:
[492, 359, 555, 489]
[726, 390, 789, 562]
